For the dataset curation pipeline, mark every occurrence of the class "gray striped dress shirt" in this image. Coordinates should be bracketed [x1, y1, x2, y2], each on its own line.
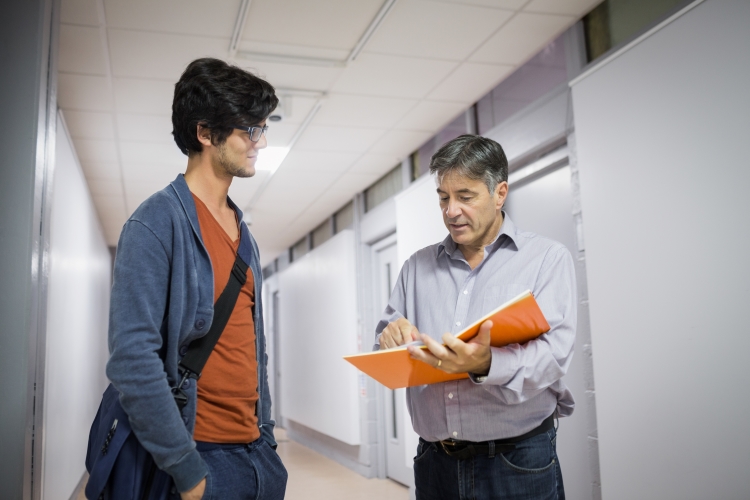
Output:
[374, 213, 577, 442]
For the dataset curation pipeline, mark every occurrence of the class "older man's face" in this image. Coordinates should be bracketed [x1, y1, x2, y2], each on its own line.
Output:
[437, 171, 507, 250]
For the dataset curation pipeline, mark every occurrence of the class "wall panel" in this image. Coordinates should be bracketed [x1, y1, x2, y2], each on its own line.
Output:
[42, 113, 111, 500]
[571, 1, 750, 497]
[278, 229, 360, 445]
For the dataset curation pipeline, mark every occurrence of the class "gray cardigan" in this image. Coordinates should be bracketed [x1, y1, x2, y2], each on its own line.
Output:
[106, 174, 274, 492]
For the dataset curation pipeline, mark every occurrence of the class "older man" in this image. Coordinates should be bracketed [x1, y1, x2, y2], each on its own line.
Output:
[375, 134, 576, 499]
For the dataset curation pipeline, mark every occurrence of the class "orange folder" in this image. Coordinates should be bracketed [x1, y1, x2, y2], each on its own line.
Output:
[344, 291, 550, 390]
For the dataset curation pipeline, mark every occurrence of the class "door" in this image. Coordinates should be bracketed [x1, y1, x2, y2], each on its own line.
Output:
[375, 238, 414, 487]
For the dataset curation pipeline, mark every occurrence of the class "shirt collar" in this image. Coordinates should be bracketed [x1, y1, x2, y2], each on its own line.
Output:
[437, 211, 519, 260]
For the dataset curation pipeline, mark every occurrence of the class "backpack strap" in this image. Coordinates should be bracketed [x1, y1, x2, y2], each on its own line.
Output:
[172, 253, 248, 409]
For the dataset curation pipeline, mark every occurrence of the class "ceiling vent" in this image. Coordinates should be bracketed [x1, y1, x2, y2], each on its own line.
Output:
[268, 96, 289, 122]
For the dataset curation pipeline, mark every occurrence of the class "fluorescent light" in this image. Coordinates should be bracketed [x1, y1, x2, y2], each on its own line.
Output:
[255, 147, 289, 173]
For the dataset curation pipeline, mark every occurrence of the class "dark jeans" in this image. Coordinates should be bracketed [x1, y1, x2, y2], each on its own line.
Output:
[414, 428, 564, 500]
[192, 439, 287, 500]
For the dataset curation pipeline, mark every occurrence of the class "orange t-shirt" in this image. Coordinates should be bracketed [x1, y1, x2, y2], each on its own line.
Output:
[192, 194, 260, 443]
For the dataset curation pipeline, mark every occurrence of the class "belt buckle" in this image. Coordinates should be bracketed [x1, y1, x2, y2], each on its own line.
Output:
[439, 439, 464, 456]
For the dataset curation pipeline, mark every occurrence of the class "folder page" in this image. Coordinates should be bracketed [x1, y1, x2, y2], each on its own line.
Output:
[344, 290, 550, 390]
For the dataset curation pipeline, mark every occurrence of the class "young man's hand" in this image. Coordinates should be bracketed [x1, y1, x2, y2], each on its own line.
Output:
[407, 320, 493, 375]
[181, 477, 206, 500]
[379, 317, 420, 349]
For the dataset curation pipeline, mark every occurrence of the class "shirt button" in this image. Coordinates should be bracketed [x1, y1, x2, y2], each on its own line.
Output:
[195, 319, 206, 330]
[455, 321, 461, 326]
[448, 393, 454, 399]
[452, 431, 458, 437]
[463, 290, 468, 295]
[179, 345, 188, 356]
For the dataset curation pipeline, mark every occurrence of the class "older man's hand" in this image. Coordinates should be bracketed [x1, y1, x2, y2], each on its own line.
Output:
[407, 320, 493, 376]
[379, 317, 420, 350]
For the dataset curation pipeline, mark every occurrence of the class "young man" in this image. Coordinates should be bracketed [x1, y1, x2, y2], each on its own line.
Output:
[106, 58, 287, 499]
[376, 135, 576, 499]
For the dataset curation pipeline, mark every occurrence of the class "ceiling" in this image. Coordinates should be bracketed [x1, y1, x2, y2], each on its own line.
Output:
[58, 0, 599, 266]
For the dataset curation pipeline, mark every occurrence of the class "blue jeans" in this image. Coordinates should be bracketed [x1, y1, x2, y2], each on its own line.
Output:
[414, 428, 564, 500]
[191, 439, 287, 500]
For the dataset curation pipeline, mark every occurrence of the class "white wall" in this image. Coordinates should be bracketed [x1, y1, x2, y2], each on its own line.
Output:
[278, 229, 361, 445]
[394, 174, 447, 268]
[571, 1, 750, 498]
[42, 113, 111, 499]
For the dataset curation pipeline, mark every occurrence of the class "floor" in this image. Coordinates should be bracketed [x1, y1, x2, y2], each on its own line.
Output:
[276, 428, 409, 500]
[75, 428, 408, 499]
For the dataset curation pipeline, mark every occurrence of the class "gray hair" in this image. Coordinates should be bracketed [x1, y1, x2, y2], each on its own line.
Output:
[429, 134, 508, 193]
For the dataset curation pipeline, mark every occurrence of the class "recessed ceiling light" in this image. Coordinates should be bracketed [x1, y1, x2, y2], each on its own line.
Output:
[255, 147, 289, 173]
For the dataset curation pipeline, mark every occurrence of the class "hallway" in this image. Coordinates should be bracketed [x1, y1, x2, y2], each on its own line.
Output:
[74, 428, 408, 500]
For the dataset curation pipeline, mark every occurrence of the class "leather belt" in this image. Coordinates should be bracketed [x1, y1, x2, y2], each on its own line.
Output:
[434, 414, 555, 460]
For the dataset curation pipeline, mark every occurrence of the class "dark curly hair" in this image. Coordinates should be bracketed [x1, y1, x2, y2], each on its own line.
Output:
[172, 58, 278, 155]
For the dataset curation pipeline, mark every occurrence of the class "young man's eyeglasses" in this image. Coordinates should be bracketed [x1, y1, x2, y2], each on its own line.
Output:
[234, 124, 268, 142]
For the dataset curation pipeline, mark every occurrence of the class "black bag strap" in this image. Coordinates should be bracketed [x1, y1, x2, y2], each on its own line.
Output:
[172, 253, 248, 409]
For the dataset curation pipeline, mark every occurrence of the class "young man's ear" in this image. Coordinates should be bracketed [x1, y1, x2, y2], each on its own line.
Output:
[196, 124, 213, 149]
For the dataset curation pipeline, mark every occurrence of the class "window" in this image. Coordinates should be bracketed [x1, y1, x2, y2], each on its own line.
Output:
[291, 236, 309, 262]
[476, 35, 568, 135]
[334, 201, 354, 233]
[364, 165, 403, 212]
[583, 0, 689, 62]
[311, 219, 333, 248]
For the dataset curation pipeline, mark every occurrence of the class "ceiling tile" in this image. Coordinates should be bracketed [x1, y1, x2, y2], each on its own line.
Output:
[124, 178, 172, 200]
[63, 110, 116, 140]
[314, 94, 417, 128]
[126, 195, 150, 214]
[347, 153, 403, 175]
[108, 29, 229, 80]
[92, 193, 127, 218]
[87, 179, 123, 197]
[119, 141, 185, 169]
[524, 0, 601, 16]
[228, 171, 271, 210]
[120, 162, 183, 183]
[254, 168, 340, 211]
[235, 59, 343, 93]
[265, 122, 298, 148]
[394, 100, 468, 131]
[327, 172, 382, 195]
[272, 96, 320, 125]
[470, 12, 575, 65]
[241, 0, 384, 50]
[236, 40, 349, 61]
[103, 0, 240, 38]
[116, 114, 174, 143]
[58, 73, 113, 111]
[293, 125, 385, 153]
[427, 0, 526, 8]
[103, 227, 123, 246]
[277, 150, 361, 174]
[428, 62, 514, 102]
[113, 78, 174, 115]
[61, 0, 100, 26]
[332, 53, 458, 99]
[73, 138, 119, 163]
[80, 161, 122, 181]
[368, 129, 433, 159]
[98, 211, 128, 229]
[59, 24, 108, 75]
[366, 0, 513, 61]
